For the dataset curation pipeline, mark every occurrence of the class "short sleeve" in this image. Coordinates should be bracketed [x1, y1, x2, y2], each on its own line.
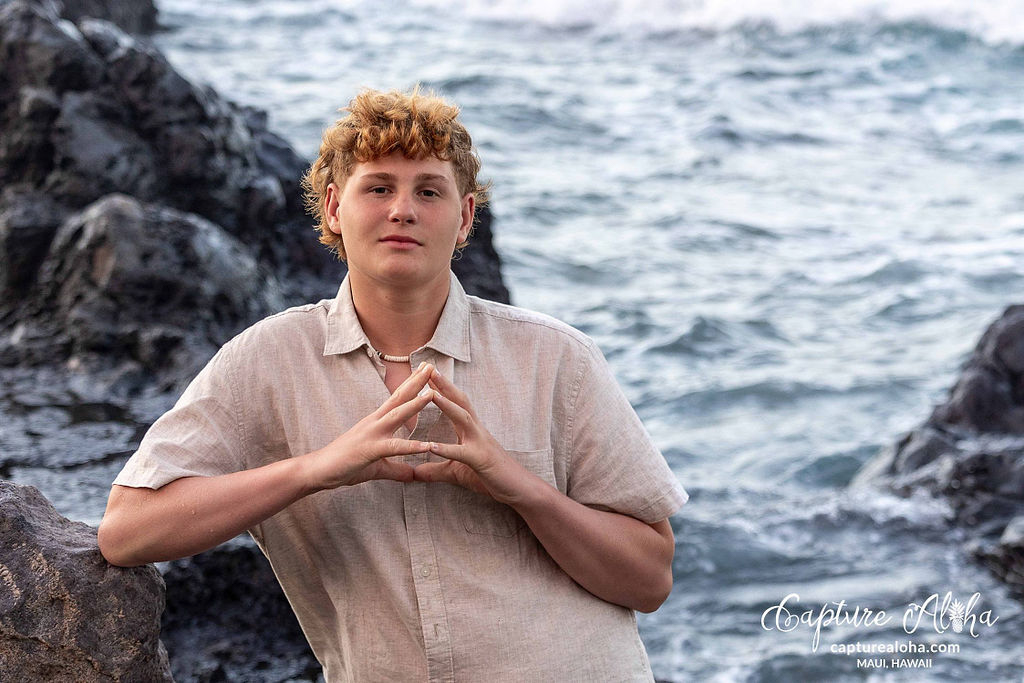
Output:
[564, 339, 687, 523]
[113, 342, 249, 490]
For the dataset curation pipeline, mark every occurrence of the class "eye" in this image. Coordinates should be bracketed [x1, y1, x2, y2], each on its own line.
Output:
[420, 188, 440, 198]
[369, 186, 389, 194]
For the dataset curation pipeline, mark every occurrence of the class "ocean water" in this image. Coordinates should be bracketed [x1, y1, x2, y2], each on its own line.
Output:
[13, 0, 1024, 679]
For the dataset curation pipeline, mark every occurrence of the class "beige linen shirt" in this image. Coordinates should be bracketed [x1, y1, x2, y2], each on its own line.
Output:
[115, 271, 688, 682]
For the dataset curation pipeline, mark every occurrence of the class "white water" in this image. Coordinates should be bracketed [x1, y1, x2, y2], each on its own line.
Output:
[10, 1, 1024, 679]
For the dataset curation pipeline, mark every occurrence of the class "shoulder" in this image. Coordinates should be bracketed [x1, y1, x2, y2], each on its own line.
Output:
[220, 299, 332, 358]
[466, 295, 596, 355]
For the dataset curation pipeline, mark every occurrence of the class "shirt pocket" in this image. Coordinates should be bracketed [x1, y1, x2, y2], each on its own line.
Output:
[459, 448, 556, 537]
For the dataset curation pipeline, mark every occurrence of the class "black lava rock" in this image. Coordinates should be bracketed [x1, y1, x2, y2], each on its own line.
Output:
[854, 305, 1024, 598]
[0, 481, 172, 681]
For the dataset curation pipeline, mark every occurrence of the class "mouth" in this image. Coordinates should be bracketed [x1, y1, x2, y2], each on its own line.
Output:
[380, 235, 422, 246]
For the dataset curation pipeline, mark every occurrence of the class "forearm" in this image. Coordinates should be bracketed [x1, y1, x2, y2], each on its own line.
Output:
[98, 456, 312, 567]
[417, 370, 675, 611]
[511, 478, 675, 613]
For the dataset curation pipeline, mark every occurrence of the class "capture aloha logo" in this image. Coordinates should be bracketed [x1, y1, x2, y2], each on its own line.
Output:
[760, 591, 998, 652]
[948, 599, 965, 633]
[903, 592, 996, 638]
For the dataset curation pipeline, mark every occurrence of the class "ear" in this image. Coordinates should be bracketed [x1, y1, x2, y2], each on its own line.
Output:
[457, 193, 475, 244]
[325, 182, 343, 235]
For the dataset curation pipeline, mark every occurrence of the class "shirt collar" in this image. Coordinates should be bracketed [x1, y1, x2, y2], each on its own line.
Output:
[323, 270, 471, 362]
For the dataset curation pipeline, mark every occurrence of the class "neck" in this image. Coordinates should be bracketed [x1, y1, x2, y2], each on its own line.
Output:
[348, 270, 452, 357]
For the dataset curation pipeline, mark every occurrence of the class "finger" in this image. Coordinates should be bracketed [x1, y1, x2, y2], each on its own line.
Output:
[426, 440, 488, 474]
[370, 437, 432, 459]
[376, 369, 433, 420]
[415, 458, 487, 494]
[365, 459, 416, 483]
[378, 390, 435, 432]
[429, 390, 475, 432]
[426, 440, 469, 464]
[377, 363, 434, 413]
[413, 459, 460, 484]
[426, 370, 475, 416]
[383, 362, 433, 404]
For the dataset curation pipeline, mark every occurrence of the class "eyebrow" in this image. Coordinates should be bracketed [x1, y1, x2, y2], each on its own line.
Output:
[361, 172, 452, 184]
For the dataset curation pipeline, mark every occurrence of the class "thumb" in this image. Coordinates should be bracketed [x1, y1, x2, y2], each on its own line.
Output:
[363, 459, 416, 483]
[413, 460, 460, 485]
[414, 460, 489, 495]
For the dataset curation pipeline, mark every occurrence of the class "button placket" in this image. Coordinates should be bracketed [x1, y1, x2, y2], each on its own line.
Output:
[403, 482, 454, 682]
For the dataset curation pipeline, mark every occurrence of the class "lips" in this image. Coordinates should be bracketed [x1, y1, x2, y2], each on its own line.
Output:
[380, 234, 421, 245]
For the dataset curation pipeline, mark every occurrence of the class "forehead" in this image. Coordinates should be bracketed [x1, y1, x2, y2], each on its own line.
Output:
[348, 153, 456, 183]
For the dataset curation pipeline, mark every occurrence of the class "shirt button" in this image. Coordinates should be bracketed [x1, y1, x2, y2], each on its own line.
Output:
[421, 566, 431, 577]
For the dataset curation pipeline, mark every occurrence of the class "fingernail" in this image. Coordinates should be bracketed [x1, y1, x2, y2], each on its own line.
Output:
[418, 387, 432, 398]
[417, 361, 427, 370]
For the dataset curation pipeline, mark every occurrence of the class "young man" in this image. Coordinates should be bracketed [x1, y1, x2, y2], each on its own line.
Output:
[99, 88, 688, 681]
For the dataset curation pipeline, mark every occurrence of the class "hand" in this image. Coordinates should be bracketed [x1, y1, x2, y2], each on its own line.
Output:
[414, 368, 543, 506]
[299, 362, 436, 492]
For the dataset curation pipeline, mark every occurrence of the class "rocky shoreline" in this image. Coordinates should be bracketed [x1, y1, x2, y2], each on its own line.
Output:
[4, 0, 1024, 680]
[1, 0, 508, 397]
[854, 305, 1024, 598]
[0, 0, 506, 680]
[0, 481, 172, 681]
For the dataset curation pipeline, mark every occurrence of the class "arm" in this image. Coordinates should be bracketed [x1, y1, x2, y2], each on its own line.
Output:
[513, 480, 675, 613]
[98, 363, 438, 567]
[413, 369, 676, 613]
[100, 459, 314, 567]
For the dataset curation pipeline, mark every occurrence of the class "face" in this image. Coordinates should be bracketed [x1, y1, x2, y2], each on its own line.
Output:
[324, 153, 474, 291]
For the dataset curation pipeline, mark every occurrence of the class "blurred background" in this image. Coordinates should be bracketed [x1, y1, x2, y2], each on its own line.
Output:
[11, 0, 1024, 679]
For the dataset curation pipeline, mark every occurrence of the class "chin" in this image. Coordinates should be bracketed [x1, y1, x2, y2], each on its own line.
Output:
[378, 264, 448, 286]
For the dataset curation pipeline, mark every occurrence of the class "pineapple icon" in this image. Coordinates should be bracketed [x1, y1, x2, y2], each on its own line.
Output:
[947, 599, 965, 633]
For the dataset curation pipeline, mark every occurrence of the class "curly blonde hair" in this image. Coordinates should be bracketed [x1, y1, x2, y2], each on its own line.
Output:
[301, 87, 490, 260]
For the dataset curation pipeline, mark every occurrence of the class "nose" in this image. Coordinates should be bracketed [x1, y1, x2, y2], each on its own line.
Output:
[388, 191, 417, 224]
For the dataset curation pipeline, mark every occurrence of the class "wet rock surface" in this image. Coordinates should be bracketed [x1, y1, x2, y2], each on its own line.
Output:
[5, 0, 162, 34]
[0, 0, 507, 391]
[9, 194, 287, 393]
[57, 0, 158, 34]
[0, 0, 339, 315]
[452, 204, 509, 305]
[162, 542, 321, 682]
[855, 305, 1024, 597]
[0, 481, 172, 681]
[0, 0, 509, 680]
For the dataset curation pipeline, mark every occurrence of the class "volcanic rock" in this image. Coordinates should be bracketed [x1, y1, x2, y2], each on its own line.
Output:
[4, 194, 286, 394]
[0, 0, 338, 312]
[974, 516, 1024, 593]
[0, 1, 510, 679]
[0, 481, 171, 681]
[0, 0, 509, 389]
[58, 0, 158, 34]
[854, 305, 1024, 597]
[4, 0, 160, 34]
[161, 542, 319, 682]
[453, 203, 509, 304]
